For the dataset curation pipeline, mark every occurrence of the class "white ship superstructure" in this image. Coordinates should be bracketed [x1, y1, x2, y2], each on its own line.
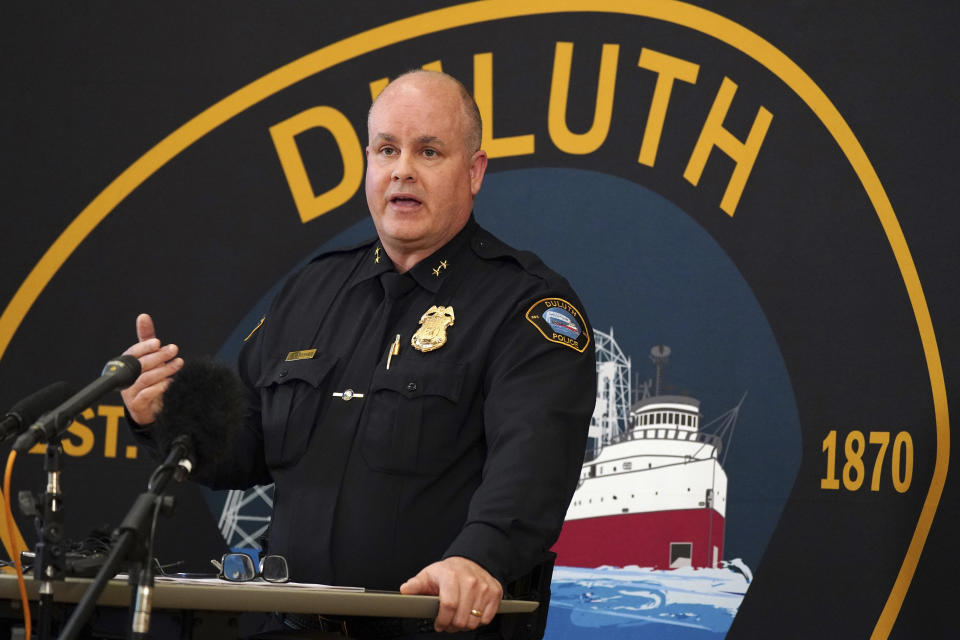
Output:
[568, 395, 727, 521]
[554, 332, 740, 569]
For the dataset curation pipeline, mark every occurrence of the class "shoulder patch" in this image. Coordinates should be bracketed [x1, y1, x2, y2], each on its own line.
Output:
[244, 316, 265, 342]
[525, 298, 590, 353]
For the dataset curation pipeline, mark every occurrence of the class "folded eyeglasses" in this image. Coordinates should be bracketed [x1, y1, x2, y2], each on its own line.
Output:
[211, 553, 289, 583]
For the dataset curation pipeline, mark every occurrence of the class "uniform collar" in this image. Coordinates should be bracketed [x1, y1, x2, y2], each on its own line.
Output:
[345, 241, 396, 290]
[405, 215, 478, 294]
[347, 216, 478, 293]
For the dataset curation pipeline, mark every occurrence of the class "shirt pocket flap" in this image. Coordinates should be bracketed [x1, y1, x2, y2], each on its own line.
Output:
[369, 361, 464, 402]
[256, 352, 338, 388]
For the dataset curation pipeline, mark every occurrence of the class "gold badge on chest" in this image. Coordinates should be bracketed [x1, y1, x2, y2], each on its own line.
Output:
[411, 305, 455, 352]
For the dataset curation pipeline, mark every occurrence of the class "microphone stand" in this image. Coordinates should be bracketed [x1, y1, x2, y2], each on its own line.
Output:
[34, 439, 66, 640]
[128, 495, 168, 640]
[57, 439, 191, 640]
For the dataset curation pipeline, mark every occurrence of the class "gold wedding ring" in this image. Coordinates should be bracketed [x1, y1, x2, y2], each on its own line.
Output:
[470, 608, 483, 618]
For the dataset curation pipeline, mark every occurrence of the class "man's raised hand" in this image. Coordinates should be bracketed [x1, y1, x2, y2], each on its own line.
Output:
[120, 313, 183, 425]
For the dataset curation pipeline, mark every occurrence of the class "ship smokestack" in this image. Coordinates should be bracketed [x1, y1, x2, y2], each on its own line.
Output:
[650, 345, 671, 396]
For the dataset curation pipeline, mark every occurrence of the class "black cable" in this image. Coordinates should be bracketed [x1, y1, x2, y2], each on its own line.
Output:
[57, 531, 137, 640]
[146, 463, 179, 493]
[144, 497, 163, 576]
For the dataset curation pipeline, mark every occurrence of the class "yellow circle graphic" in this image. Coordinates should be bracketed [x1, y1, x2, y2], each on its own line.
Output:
[0, 2, 946, 636]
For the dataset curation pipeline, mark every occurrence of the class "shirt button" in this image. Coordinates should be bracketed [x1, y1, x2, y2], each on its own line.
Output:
[406, 382, 417, 393]
[278, 370, 288, 378]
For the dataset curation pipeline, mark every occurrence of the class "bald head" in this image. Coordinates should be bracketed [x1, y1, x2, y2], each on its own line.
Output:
[368, 70, 482, 154]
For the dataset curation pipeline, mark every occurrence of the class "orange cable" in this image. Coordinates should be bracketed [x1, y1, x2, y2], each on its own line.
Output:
[4, 450, 30, 639]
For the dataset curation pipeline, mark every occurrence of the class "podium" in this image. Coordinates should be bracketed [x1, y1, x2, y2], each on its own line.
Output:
[0, 573, 537, 638]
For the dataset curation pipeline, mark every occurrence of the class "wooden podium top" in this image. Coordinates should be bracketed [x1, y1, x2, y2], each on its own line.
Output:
[0, 573, 537, 618]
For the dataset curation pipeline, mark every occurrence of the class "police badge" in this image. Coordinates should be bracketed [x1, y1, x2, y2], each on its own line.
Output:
[411, 305, 455, 352]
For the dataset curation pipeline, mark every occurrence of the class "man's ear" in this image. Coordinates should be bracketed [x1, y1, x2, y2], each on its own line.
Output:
[469, 150, 488, 196]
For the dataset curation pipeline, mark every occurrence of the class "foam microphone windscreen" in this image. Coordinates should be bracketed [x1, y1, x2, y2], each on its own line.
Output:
[155, 357, 248, 480]
[0, 381, 76, 442]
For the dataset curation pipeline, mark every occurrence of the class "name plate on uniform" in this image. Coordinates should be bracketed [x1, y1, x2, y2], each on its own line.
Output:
[285, 349, 317, 361]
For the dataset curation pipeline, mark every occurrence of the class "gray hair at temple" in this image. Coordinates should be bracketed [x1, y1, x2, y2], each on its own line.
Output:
[368, 69, 483, 154]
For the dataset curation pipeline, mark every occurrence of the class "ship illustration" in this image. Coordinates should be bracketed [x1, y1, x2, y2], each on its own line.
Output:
[552, 329, 743, 570]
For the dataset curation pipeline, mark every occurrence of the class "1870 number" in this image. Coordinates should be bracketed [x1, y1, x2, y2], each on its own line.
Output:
[821, 430, 912, 493]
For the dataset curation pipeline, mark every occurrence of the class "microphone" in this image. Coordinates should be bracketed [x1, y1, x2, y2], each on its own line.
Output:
[154, 357, 247, 481]
[13, 355, 141, 453]
[57, 360, 245, 640]
[132, 357, 246, 640]
[0, 382, 76, 443]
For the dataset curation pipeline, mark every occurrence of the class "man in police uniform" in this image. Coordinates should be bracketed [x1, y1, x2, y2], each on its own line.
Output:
[122, 71, 595, 637]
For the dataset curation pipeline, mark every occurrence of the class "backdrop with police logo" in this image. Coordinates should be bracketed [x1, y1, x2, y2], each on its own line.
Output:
[2, 2, 955, 638]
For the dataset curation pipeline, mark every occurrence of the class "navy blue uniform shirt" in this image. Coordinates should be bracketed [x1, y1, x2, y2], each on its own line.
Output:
[199, 217, 594, 590]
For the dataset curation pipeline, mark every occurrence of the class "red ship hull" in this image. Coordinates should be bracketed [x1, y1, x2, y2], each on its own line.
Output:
[553, 508, 726, 569]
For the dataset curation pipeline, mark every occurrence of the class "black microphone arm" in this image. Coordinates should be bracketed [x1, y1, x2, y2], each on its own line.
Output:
[58, 435, 194, 640]
[0, 381, 75, 443]
[12, 355, 140, 454]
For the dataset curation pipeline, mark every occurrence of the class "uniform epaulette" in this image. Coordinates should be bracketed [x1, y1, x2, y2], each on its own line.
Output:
[305, 235, 379, 265]
[471, 227, 556, 283]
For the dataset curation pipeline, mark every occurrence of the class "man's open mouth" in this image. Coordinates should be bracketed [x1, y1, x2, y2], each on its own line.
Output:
[390, 195, 422, 207]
